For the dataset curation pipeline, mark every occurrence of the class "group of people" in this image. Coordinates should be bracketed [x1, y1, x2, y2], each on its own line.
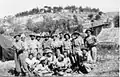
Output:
[13, 29, 97, 76]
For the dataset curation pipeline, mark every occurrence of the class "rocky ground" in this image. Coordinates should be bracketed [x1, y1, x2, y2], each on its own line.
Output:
[0, 50, 119, 77]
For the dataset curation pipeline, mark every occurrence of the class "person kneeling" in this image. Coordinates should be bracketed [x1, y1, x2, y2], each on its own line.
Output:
[79, 48, 93, 74]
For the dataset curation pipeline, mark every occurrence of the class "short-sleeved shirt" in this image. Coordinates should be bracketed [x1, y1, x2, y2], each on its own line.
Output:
[85, 35, 97, 47]
[25, 57, 39, 67]
[21, 40, 29, 50]
[28, 39, 38, 49]
[13, 40, 23, 50]
[72, 36, 84, 52]
[56, 60, 65, 68]
[63, 57, 71, 66]
[42, 39, 52, 49]
[63, 40, 72, 50]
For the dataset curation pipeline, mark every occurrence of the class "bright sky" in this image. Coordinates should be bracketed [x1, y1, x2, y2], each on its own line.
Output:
[0, 0, 119, 18]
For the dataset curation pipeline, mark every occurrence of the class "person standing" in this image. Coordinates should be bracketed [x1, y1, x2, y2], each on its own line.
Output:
[28, 34, 38, 57]
[63, 33, 72, 55]
[42, 36, 52, 56]
[51, 34, 62, 58]
[13, 34, 30, 76]
[71, 32, 84, 69]
[36, 35, 43, 55]
[84, 29, 98, 63]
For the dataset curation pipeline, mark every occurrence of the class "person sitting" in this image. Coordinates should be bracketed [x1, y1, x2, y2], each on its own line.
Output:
[45, 50, 57, 70]
[79, 47, 93, 74]
[63, 52, 71, 69]
[33, 57, 52, 76]
[25, 53, 38, 72]
[53, 55, 66, 76]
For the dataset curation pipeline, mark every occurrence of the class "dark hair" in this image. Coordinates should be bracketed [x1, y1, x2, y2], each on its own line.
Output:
[29, 53, 34, 57]
[37, 53, 41, 56]
[64, 33, 70, 39]
[85, 29, 93, 34]
[14, 34, 21, 38]
[81, 48, 88, 51]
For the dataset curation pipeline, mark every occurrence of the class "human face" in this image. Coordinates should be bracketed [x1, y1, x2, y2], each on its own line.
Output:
[37, 54, 41, 59]
[21, 37, 25, 41]
[71, 35, 75, 39]
[59, 33, 63, 39]
[64, 52, 67, 57]
[31, 36, 35, 40]
[37, 37, 40, 41]
[47, 53, 52, 57]
[16, 36, 20, 41]
[29, 55, 33, 60]
[82, 50, 87, 55]
[87, 31, 92, 36]
[65, 35, 70, 40]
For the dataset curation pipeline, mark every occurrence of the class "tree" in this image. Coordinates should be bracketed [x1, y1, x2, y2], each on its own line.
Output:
[114, 15, 119, 27]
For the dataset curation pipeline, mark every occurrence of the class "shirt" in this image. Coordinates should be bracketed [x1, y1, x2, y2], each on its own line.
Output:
[63, 57, 71, 66]
[21, 40, 29, 50]
[28, 39, 38, 49]
[25, 57, 39, 67]
[42, 39, 52, 49]
[13, 40, 23, 50]
[72, 36, 84, 52]
[86, 35, 97, 45]
[63, 40, 72, 50]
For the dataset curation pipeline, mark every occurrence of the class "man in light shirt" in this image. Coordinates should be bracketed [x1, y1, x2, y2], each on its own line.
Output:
[28, 34, 38, 57]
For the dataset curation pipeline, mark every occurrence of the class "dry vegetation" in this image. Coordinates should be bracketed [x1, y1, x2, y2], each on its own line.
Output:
[0, 11, 119, 76]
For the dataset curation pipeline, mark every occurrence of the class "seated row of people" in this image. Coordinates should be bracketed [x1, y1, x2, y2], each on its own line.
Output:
[25, 47, 94, 76]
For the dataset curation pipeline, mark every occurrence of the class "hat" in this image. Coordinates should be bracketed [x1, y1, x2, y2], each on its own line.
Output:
[46, 50, 53, 53]
[40, 56, 47, 61]
[14, 34, 21, 38]
[52, 34, 58, 37]
[29, 33, 36, 37]
[85, 29, 93, 34]
[36, 34, 41, 38]
[72, 31, 80, 36]
[81, 47, 89, 51]
[64, 33, 70, 39]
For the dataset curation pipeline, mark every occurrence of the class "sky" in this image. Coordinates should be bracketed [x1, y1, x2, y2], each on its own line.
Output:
[0, 0, 119, 18]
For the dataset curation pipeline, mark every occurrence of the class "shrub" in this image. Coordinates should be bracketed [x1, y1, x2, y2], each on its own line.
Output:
[113, 15, 119, 27]
[0, 27, 5, 34]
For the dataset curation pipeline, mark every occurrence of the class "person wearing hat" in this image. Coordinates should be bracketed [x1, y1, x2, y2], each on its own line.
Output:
[36, 35, 43, 55]
[28, 34, 38, 57]
[51, 34, 62, 58]
[13, 34, 30, 76]
[46, 50, 57, 71]
[84, 29, 97, 63]
[33, 56, 52, 76]
[52, 54, 66, 76]
[20, 33, 29, 58]
[63, 33, 72, 55]
[58, 32, 64, 54]
[42, 35, 52, 56]
[71, 31, 84, 57]
[78, 47, 93, 74]
[70, 31, 84, 70]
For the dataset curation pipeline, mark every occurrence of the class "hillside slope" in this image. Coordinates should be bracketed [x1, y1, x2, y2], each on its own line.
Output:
[97, 26, 119, 44]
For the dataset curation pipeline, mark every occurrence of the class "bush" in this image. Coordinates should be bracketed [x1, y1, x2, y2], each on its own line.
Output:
[0, 27, 5, 34]
[14, 25, 23, 34]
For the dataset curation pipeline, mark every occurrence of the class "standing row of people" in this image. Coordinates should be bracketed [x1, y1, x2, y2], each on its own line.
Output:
[13, 29, 98, 76]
